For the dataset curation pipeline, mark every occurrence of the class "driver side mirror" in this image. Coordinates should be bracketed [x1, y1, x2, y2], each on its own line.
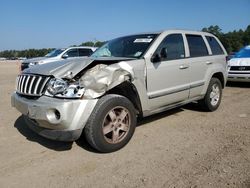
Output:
[62, 54, 69, 59]
[151, 53, 161, 63]
[151, 48, 168, 63]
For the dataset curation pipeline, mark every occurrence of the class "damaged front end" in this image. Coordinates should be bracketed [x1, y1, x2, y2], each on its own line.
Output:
[12, 58, 136, 142]
[45, 61, 135, 99]
[79, 62, 134, 98]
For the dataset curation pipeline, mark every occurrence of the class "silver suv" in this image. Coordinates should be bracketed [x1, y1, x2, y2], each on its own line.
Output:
[11, 30, 227, 152]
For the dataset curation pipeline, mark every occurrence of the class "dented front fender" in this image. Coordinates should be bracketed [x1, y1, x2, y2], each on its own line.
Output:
[79, 62, 134, 98]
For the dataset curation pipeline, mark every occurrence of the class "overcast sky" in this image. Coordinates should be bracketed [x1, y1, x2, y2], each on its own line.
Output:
[0, 0, 249, 51]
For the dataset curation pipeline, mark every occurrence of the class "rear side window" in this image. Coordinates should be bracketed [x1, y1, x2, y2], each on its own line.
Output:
[79, 49, 93, 56]
[65, 49, 78, 57]
[186, 35, 208, 57]
[206, 36, 224, 55]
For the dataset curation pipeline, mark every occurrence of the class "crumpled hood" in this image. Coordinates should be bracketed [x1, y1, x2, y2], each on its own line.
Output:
[22, 57, 48, 64]
[229, 58, 250, 66]
[23, 57, 134, 79]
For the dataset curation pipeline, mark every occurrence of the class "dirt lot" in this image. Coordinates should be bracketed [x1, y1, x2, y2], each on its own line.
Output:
[0, 61, 249, 188]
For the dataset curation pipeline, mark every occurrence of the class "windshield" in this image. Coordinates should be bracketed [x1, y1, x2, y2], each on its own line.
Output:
[234, 46, 250, 58]
[45, 49, 65, 57]
[91, 34, 158, 58]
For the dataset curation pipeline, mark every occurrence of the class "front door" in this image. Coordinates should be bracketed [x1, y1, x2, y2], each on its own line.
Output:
[146, 33, 190, 109]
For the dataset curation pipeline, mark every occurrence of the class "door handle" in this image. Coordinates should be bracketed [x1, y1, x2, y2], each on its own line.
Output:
[206, 61, 213, 65]
[179, 65, 189, 69]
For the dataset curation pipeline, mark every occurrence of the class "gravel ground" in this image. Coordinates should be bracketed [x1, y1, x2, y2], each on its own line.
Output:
[0, 61, 249, 188]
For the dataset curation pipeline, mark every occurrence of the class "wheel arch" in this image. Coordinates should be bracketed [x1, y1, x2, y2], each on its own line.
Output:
[211, 72, 225, 88]
[105, 81, 143, 118]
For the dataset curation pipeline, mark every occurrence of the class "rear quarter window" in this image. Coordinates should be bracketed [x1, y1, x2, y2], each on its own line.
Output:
[206, 36, 224, 55]
[186, 34, 208, 57]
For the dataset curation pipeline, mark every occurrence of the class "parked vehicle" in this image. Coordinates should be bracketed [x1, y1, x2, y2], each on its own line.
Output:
[226, 52, 235, 62]
[21, 46, 97, 70]
[12, 30, 227, 152]
[0, 57, 7, 61]
[228, 45, 250, 82]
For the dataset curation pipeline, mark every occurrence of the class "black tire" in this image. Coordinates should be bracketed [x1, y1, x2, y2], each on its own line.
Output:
[84, 94, 137, 153]
[199, 77, 222, 112]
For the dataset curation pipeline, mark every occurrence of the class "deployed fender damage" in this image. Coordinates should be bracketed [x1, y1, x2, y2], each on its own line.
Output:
[79, 62, 134, 98]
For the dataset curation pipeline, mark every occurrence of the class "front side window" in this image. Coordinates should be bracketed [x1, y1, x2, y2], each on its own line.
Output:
[206, 36, 224, 55]
[186, 35, 208, 57]
[154, 34, 185, 61]
[91, 34, 158, 58]
[65, 49, 78, 57]
[45, 49, 65, 57]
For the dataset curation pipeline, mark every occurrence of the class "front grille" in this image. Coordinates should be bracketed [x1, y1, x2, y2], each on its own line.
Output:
[230, 66, 250, 71]
[229, 71, 250, 74]
[16, 74, 50, 96]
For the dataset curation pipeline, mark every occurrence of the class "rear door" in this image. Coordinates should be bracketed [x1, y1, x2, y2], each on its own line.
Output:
[185, 34, 211, 98]
[146, 33, 190, 109]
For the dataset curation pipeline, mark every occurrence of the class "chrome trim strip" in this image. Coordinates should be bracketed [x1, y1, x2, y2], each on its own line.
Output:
[17, 75, 21, 91]
[20, 75, 26, 93]
[18, 76, 24, 92]
[148, 82, 205, 99]
[40, 77, 50, 94]
[28, 76, 36, 94]
[190, 81, 205, 89]
[24, 75, 30, 93]
[34, 76, 42, 95]
[148, 85, 190, 99]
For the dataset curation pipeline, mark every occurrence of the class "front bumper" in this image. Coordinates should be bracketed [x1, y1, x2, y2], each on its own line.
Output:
[228, 73, 250, 82]
[11, 93, 98, 141]
[23, 116, 82, 141]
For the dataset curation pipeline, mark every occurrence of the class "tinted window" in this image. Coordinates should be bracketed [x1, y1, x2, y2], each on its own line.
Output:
[65, 49, 78, 57]
[186, 35, 208, 57]
[155, 34, 185, 61]
[79, 49, 93, 56]
[206, 36, 224, 55]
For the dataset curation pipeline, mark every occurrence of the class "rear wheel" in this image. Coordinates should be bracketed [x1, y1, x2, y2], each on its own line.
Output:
[84, 94, 136, 153]
[199, 77, 222, 111]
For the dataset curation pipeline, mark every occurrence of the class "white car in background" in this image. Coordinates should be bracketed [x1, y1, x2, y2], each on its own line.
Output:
[228, 45, 250, 82]
[21, 46, 97, 70]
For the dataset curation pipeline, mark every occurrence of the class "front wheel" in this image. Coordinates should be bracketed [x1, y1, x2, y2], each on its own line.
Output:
[199, 77, 222, 111]
[84, 94, 137, 153]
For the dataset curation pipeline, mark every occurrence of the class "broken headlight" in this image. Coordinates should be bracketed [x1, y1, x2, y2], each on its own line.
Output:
[45, 78, 85, 98]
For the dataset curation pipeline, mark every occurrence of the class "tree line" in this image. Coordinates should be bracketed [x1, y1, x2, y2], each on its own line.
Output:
[0, 41, 105, 59]
[0, 48, 54, 59]
[0, 25, 249, 59]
